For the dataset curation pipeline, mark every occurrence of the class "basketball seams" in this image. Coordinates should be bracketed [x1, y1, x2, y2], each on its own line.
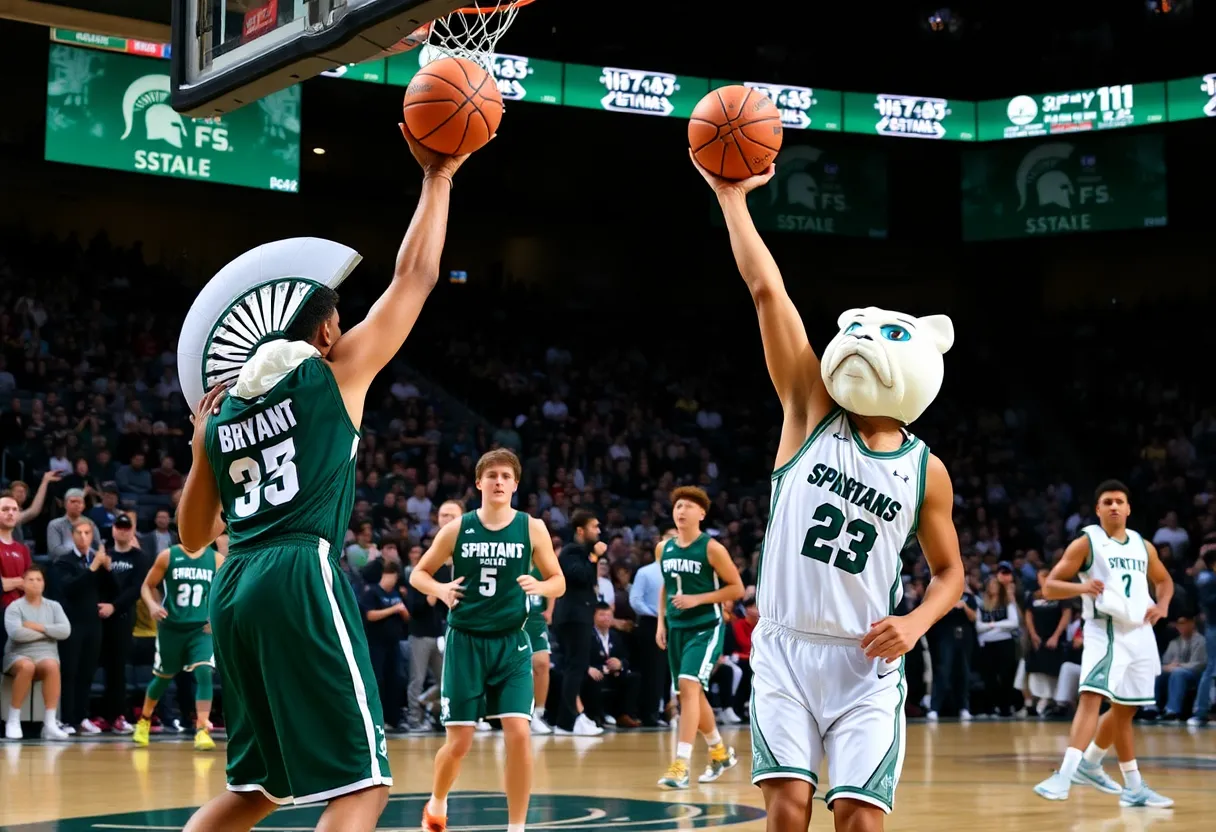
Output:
[695, 86, 781, 177]
[403, 58, 502, 155]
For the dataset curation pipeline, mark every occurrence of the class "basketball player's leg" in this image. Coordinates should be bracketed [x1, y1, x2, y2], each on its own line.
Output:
[525, 616, 552, 730]
[426, 627, 489, 829]
[690, 623, 735, 782]
[751, 625, 822, 831]
[1105, 641, 1172, 807]
[485, 629, 536, 831]
[135, 630, 186, 746]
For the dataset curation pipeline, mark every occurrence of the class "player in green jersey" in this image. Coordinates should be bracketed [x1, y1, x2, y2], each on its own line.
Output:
[409, 448, 565, 832]
[132, 543, 225, 750]
[656, 486, 744, 790]
[524, 562, 556, 733]
[177, 127, 484, 832]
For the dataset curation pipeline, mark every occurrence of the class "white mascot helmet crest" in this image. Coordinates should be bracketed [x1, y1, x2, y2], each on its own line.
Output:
[177, 238, 361, 411]
[820, 307, 954, 425]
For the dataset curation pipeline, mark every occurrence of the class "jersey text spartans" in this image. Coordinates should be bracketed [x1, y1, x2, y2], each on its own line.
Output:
[162, 544, 218, 629]
[204, 356, 359, 551]
[448, 510, 533, 634]
[759, 408, 928, 639]
[661, 533, 721, 630]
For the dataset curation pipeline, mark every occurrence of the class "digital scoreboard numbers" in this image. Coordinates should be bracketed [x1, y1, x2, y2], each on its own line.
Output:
[386, 49, 562, 104]
[1166, 74, 1216, 121]
[978, 84, 1167, 140]
[843, 93, 976, 140]
[961, 132, 1167, 241]
[708, 80, 842, 131]
[564, 64, 709, 118]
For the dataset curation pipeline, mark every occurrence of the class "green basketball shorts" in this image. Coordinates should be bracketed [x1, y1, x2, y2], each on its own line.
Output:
[210, 535, 391, 805]
[665, 618, 725, 691]
[153, 625, 214, 677]
[440, 626, 534, 725]
[523, 614, 550, 654]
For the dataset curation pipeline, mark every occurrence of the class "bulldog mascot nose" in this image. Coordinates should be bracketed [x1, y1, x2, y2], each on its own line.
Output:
[820, 307, 954, 425]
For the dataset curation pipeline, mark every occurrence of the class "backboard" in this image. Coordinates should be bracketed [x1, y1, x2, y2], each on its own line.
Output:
[171, 0, 465, 117]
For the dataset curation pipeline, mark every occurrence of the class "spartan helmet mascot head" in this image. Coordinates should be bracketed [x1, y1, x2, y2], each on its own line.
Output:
[819, 307, 955, 425]
[177, 239, 361, 411]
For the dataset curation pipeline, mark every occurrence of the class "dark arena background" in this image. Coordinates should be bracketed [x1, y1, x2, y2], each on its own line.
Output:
[0, 1, 1214, 830]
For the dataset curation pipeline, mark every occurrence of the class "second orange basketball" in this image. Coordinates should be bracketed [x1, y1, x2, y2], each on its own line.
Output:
[689, 86, 783, 180]
[403, 56, 503, 156]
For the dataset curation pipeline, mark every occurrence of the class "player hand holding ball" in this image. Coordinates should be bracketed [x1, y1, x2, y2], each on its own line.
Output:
[688, 85, 782, 196]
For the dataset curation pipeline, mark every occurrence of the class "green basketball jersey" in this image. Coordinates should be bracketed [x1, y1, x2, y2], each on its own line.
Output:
[526, 565, 546, 620]
[204, 356, 358, 552]
[661, 532, 721, 630]
[448, 510, 533, 635]
[162, 544, 218, 629]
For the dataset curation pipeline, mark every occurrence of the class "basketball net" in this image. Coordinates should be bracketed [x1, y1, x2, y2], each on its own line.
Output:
[424, 0, 532, 71]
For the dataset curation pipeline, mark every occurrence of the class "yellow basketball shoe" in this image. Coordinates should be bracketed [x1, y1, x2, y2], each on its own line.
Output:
[194, 726, 216, 751]
[132, 718, 151, 747]
[698, 743, 738, 782]
[658, 758, 690, 789]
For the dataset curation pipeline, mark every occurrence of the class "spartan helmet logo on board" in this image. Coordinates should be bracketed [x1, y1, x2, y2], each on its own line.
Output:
[120, 74, 187, 149]
[1015, 142, 1076, 211]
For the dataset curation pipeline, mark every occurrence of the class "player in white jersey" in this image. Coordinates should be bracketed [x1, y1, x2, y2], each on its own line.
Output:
[692, 156, 965, 832]
[1033, 480, 1174, 808]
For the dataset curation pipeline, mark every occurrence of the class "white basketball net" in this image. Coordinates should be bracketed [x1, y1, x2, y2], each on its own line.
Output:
[425, 1, 530, 71]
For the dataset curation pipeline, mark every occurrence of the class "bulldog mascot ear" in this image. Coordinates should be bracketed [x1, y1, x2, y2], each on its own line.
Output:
[819, 307, 954, 425]
[177, 238, 361, 411]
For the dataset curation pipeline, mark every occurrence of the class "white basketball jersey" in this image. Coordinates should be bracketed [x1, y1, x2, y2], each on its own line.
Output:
[1079, 524, 1153, 625]
[758, 409, 929, 640]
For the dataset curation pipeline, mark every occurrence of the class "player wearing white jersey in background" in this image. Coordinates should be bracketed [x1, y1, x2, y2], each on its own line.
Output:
[1034, 480, 1174, 808]
[691, 156, 965, 832]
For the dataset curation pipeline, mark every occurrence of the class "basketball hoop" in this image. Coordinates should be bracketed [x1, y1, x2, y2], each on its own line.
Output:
[425, 0, 534, 70]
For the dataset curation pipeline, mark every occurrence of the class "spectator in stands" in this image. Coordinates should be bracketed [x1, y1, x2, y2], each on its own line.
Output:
[3, 565, 70, 739]
[629, 549, 665, 726]
[52, 519, 113, 734]
[11, 470, 60, 546]
[46, 488, 100, 556]
[1, 492, 33, 655]
[583, 602, 641, 728]
[927, 579, 977, 721]
[87, 483, 122, 545]
[1190, 544, 1216, 726]
[977, 574, 1021, 716]
[1153, 511, 1190, 561]
[553, 510, 605, 735]
[1152, 615, 1208, 720]
[1023, 567, 1074, 716]
[99, 513, 148, 734]
[151, 455, 182, 495]
[116, 451, 152, 497]
[361, 559, 408, 732]
[345, 521, 379, 570]
[140, 508, 178, 555]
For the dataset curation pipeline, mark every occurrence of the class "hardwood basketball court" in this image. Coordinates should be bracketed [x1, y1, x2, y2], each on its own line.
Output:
[2, 721, 1213, 830]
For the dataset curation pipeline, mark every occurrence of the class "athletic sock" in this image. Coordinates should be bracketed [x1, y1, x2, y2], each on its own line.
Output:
[1060, 746, 1084, 780]
[507, 825, 525, 832]
[43, 708, 57, 726]
[676, 742, 693, 761]
[703, 729, 722, 747]
[7, 707, 20, 723]
[1082, 742, 1107, 766]
[1119, 759, 1142, 791]
[428, 796, 447, 816]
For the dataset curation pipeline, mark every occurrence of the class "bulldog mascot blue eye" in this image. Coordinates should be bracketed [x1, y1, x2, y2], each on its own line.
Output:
[177, 238, 361, 411]
[819, 306, 955, 425]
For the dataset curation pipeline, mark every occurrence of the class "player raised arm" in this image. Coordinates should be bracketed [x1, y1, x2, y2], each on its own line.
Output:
[1043, 536, 1104, 600]
[409, 519, 466, 607]
[141, 549, 172, 620]
[328, 127, 483, 425]
[179, 384, 230, 552]
[1144, 541, 1173, 625]
[670, 538, 744, 610]
[863, 454, 965, 661]
[518, 517, 566, 599]
[689, 152, 833, 437]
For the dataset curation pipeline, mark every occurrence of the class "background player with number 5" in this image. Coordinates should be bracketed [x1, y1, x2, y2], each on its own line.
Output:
[691, 151, 965, 832]
[409, 447, 565, 832]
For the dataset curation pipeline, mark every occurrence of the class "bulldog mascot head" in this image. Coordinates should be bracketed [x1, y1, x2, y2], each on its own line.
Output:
[177, 238, 361, 411]
[820, 307, 955, 425]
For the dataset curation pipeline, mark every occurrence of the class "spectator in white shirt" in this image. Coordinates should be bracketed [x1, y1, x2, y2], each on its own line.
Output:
[976, 575, 1021, 716]
[1152, 511, 1190, 560]
[405, 485, 433, 524]
[542, 395, 568, 422]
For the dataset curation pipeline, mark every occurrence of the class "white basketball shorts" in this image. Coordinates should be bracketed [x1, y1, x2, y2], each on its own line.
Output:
[1078, 617, 1160, 706]
[749, 619, 906, 814]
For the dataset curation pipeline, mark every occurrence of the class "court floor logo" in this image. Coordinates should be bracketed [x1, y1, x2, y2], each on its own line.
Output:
[0, 791, 766, 831]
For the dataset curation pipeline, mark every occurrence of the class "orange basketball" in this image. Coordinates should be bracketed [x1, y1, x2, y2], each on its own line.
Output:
[402, 57, 503, 156]
[688, 85, 783, 180]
